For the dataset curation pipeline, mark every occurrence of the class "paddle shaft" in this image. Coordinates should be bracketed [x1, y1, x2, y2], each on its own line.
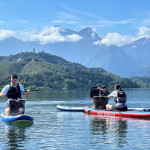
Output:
[5, 89, 39, 95]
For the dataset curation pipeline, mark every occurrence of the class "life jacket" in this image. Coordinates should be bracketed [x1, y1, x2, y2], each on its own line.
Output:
[115, 90, 127, 103]
[6, 83, 21, 99]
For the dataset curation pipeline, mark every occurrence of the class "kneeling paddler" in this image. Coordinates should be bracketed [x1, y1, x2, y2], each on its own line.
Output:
[0, 74, 30, 115]
[106, 84, 127, 111]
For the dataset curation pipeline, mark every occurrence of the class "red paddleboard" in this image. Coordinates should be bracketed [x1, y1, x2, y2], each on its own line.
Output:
[84, 107, 150, 118]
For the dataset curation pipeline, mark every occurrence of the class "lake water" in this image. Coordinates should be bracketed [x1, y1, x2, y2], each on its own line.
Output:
[1, 88, 150, 150]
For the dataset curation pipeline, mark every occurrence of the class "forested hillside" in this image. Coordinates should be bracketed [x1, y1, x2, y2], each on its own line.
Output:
[0, 52, 139, 89]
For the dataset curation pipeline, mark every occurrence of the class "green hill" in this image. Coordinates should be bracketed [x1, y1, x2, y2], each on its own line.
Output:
[130, 76, 150, 88]
[0, 51, 139, 89]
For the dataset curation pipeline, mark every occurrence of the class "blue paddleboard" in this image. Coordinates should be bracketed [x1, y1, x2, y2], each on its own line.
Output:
[1, 112, 34, 127]
[56, 105, 84, 112]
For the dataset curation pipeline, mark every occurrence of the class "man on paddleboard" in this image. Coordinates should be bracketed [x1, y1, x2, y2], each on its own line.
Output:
[91, 85, 110, 109]
[106, 84, 127, 111]
[0, 74, 30, 115]
[97, 85, 110, 97]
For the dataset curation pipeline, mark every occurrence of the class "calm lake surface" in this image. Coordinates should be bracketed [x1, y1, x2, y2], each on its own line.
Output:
[1, 88, 150, 150]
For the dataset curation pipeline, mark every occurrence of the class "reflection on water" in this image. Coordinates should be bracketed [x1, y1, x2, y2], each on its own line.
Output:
[85, 114, 128, 149]
[5, 125, 26, 149]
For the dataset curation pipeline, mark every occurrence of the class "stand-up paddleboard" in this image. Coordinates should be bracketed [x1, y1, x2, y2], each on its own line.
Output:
[1, 112, 34, 127]
[56, 105, 84, 112]
[84, 107, 150, 118]
[0, 99, 34, 127]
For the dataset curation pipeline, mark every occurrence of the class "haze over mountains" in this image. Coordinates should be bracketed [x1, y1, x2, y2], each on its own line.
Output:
[0, 26, 150, 77]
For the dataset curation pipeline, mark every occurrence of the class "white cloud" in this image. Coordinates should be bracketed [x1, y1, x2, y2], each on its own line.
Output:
[52, 19, 79, 24]
[0, 29, 16, 40]
[63, 6, 133, 26]
[63, 6, 99, 19]
[93, 40, 102, 45]
[137, 26, 150, 38]
[52, 11, 79, 25]
[22, 26, 82, 44]
[1, 25, 150, 46]
[100, 33, 135, 46]
[66, 34, 82, 42]
[98, 19, 133, 25]
[97, 26, 150, 46]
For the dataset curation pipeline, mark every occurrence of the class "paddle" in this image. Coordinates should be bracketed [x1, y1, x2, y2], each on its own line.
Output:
[25, 89, 39, 92]
[5, 89, 39, 95]
[93, 96, 108, 98]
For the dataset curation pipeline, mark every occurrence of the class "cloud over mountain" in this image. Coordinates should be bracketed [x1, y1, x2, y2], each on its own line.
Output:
[1, 25, 150, 46]
[21, 26, 83, 44]
[137, 26, 150, 38]
[96, 27, 150, 46]
[101, 33, 135, 46]
[0, 29, 16, 41]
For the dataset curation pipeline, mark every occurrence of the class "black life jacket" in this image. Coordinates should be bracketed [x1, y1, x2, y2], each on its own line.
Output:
[6, 83, 21, 99]
[115, 90, 127, 103]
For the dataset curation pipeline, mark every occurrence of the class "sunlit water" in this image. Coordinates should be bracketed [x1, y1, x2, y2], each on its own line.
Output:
[0, 89, 150, 150]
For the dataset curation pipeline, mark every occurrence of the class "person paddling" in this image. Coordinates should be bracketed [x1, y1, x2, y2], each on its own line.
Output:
[0, 74, 30, 115]
[106, 84, 127, 111]
[91, 85, 110, 109]
[98, 85, 110, 97]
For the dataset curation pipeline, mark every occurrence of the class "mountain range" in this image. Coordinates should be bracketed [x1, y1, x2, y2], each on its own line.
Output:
[0, 26, 150, 77]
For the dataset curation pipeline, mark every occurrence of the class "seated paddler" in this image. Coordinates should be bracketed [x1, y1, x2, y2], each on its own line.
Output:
[0, 74, 30, 115]
[91, 85, 110, 109]
[106, 84, 127, 111]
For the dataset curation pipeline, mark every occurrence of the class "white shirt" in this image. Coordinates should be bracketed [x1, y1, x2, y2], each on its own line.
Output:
[108, 90, 127, 108]
[108, 90, 118, 97]
[1, 83, 25, 94]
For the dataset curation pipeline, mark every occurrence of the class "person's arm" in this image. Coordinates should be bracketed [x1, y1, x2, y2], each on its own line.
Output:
[107, 91, 117, 99]
[97, 87, 102, 91]
[19, 84, 30, 96]
[107, 95, 112, 99]
[0, 85, 9, 97]
[0, 92, 6, 96]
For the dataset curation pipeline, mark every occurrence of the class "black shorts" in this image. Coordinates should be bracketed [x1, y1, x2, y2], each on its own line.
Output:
[115, 106, 128, 111]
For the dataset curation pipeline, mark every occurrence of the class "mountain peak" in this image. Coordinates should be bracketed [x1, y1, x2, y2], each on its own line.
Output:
[79, 27, 93, 33]
[130, 37, 150, 46]
[78, 27, 101, 41]
[78, 27, 96, 36]
[54, 25, 77, 35]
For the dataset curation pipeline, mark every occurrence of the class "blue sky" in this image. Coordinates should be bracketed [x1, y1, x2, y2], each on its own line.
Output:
[0, 0, 150, 45]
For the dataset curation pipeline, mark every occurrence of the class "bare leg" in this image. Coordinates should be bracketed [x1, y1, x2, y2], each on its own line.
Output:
[106, 104, 115, 110]
[5, 107, 10, 115]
